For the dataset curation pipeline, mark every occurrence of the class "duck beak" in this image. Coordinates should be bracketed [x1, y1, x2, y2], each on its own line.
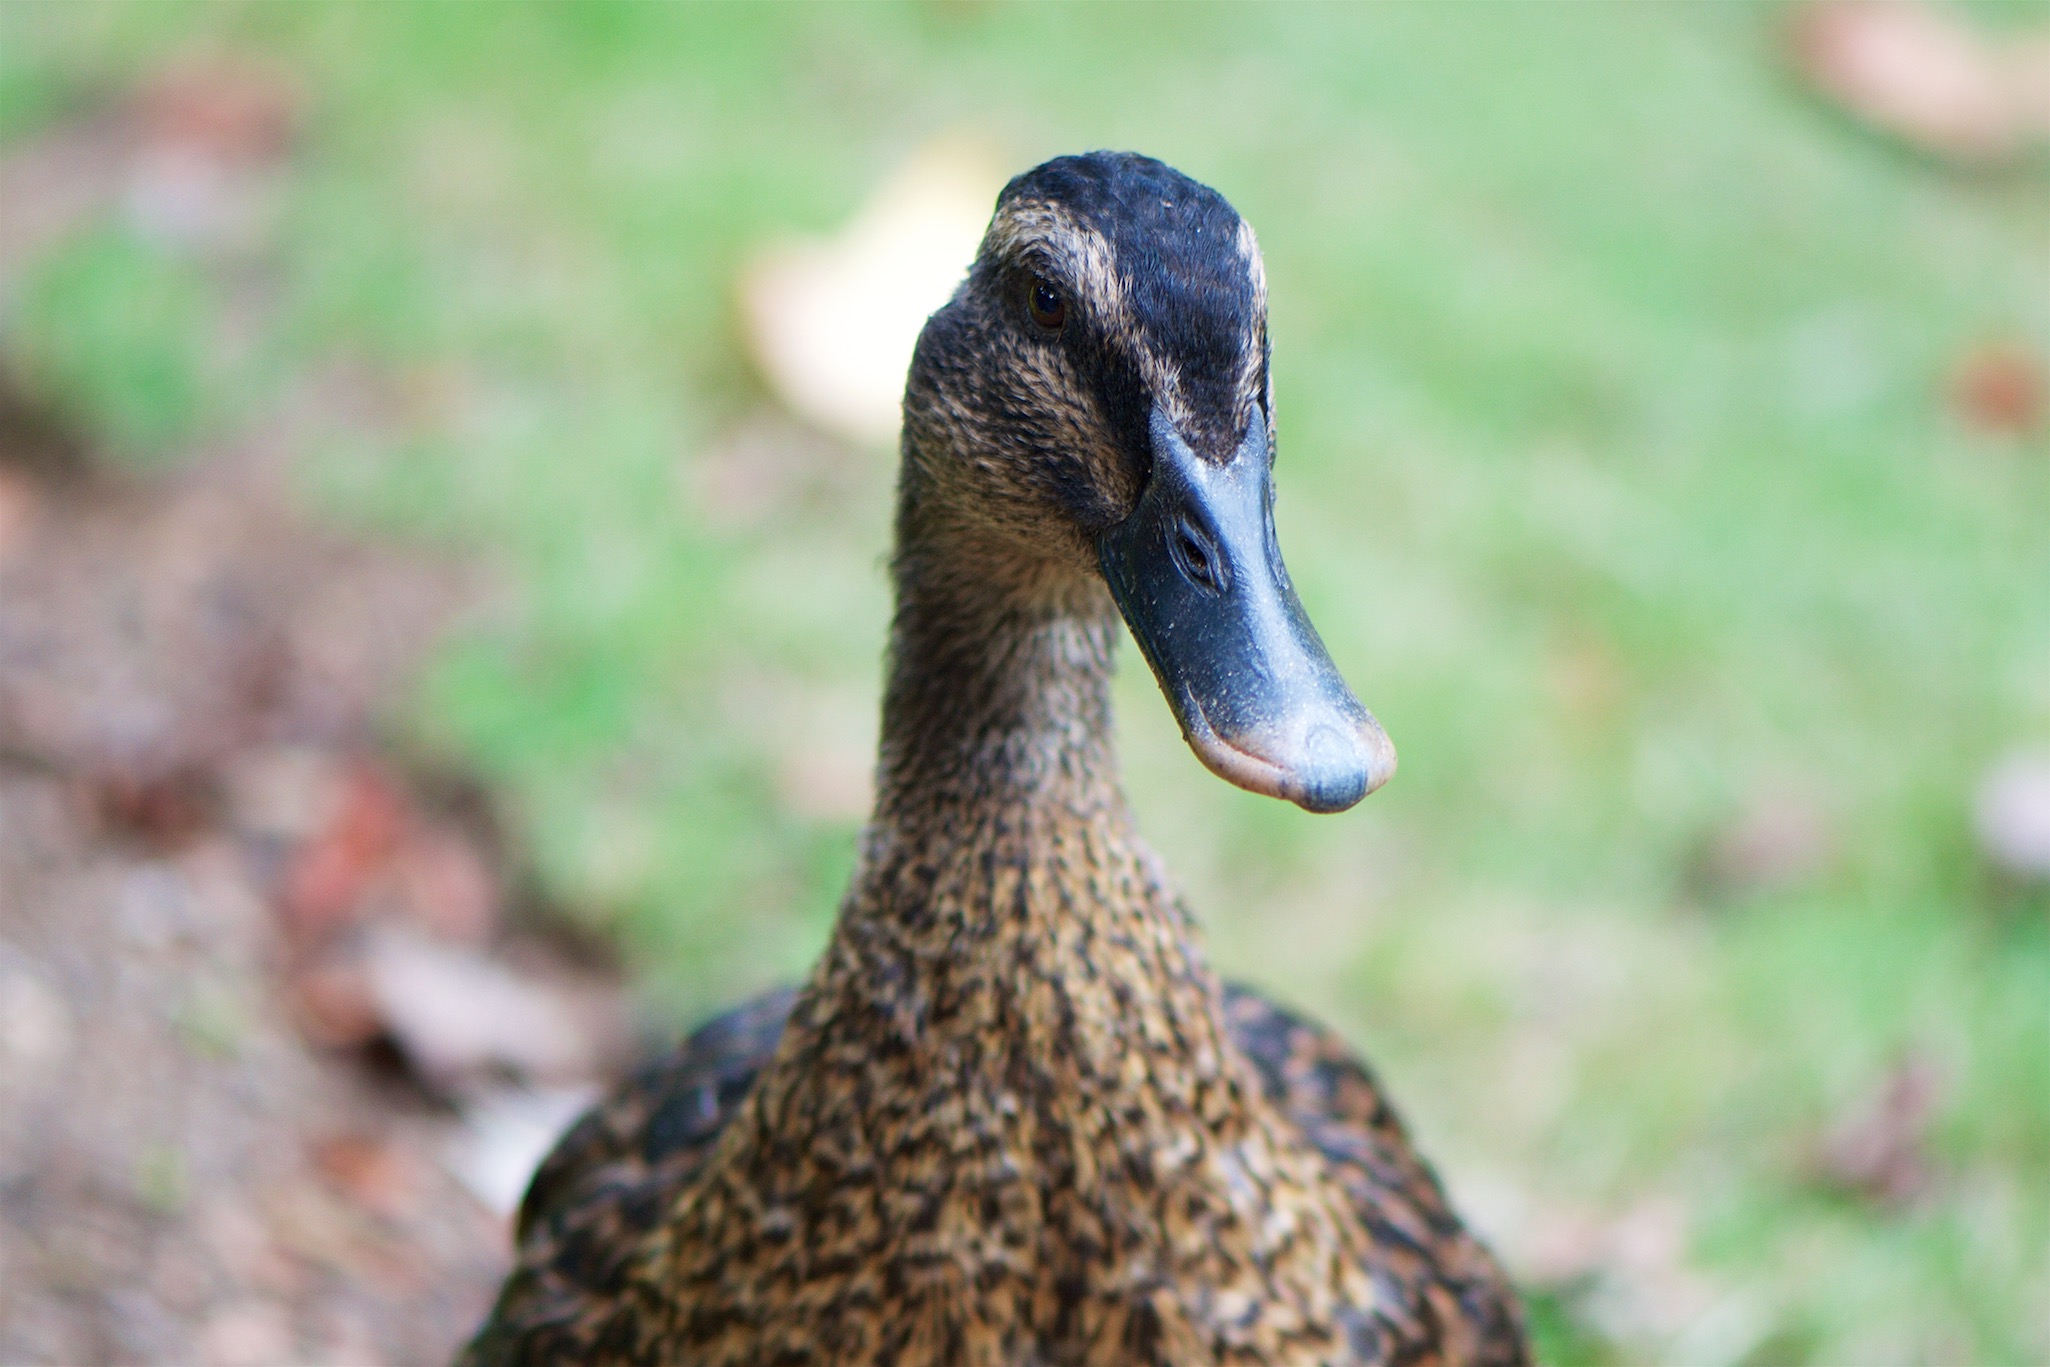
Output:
[1098, 408, 1396, 813]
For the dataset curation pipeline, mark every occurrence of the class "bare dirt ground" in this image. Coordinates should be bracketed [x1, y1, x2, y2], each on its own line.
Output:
[0, 403, 526, 1366]
[0, 82, 628, 1367]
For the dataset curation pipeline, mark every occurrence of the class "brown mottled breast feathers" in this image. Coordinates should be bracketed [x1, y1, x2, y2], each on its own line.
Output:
[464, 984, 1525, 1367]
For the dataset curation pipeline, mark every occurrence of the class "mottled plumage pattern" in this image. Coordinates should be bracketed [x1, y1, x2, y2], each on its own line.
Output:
[461, 152, 1529, 1365]
[512, 989, 799, 1258]
[471, 983, 1521, 1366]
[1219, 993, 1526, 1365]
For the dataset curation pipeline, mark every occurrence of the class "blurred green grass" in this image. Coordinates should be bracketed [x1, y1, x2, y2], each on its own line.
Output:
[4, 3, 2047, 1362]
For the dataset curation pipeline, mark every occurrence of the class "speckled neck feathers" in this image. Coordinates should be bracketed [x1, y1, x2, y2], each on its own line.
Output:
[601, 444, 1394, 1365]
[872, 494, 1130, 834]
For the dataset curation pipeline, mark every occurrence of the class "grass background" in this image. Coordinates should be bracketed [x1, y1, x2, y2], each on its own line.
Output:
[3, 3, 2047, 1362]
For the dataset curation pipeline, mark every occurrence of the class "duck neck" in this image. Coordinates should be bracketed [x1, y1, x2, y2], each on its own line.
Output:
[644, 453, 1382, 1355]
[807, 476, 1231, 1091]
[870, 514, 1129, 836]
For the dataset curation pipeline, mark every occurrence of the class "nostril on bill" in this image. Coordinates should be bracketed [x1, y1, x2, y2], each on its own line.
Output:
[1172, 519, 1225, 593]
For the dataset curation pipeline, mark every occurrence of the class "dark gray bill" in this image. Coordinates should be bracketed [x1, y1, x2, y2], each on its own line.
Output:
[1098, 407, 1395, 813]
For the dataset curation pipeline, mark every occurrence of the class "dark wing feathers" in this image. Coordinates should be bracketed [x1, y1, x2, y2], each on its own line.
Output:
[460, 989, 796, 1366]
[465, 982, 1525, 1366]
[1221, 986, 1529, 1367]
[515, 986, 796, 1245]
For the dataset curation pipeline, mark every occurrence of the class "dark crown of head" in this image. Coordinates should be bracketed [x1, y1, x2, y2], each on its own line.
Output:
[995, 152, 1264, 452]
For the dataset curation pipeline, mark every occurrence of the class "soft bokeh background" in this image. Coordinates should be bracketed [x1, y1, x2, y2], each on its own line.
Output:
[2, 4, 2046, 1364]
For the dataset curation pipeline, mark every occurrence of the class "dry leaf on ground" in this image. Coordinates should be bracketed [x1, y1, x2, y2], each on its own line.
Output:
[1812, 1051, 1944, 1207]
[740, 135, 1006, 446]
[1951, 342, 2045, 437]
[1976, 751, 2050, 881]
[1791, 1, 2050, 163]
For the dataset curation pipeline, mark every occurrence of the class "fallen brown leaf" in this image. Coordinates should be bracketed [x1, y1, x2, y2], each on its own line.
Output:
[285, 956, 382, 1050]
[197, 1298, 298, 1367]
[278, 761, 405, 946]
[1952, 342, 2045, 437]
[92, 763, 223, 850]
[393, 825, 501, 945]
[357, 926, 626, 1094]
[1790, 1, 2050, 163]
[136, 54, 302, 166]
[310, 1134, 421, 1223]
[1813, 1050, 1943, 1207]
[0, 465, 41, 560]
[1692, 787, 1838, 900]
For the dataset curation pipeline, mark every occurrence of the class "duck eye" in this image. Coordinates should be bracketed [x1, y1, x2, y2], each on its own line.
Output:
[1173, 519, 1224, 593]
[1027, 278, 1067, 331]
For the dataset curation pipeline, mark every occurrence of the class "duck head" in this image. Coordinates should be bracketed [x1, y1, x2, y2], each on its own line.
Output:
[901, 151, 1395, 813]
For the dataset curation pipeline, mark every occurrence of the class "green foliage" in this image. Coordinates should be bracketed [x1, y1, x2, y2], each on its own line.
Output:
[4, 3, 2048, 1361]
[1523, 1283, 1621, 1367]
[7, 225, 220, 460]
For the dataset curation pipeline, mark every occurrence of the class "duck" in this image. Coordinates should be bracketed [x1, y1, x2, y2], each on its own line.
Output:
[460, 151, 1529, 1367]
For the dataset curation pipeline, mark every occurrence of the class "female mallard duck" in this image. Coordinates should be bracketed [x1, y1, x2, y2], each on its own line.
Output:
[462, 152, 1528, 1366]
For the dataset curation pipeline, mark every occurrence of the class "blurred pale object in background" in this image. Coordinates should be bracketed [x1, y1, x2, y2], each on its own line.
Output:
[125, 53, 299, 249]
[1976, 751, 2050, 881]
[447, 1085, 602, 1218]
[1791, 1, 2050, 164]
[740, 136, 1006, 447]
